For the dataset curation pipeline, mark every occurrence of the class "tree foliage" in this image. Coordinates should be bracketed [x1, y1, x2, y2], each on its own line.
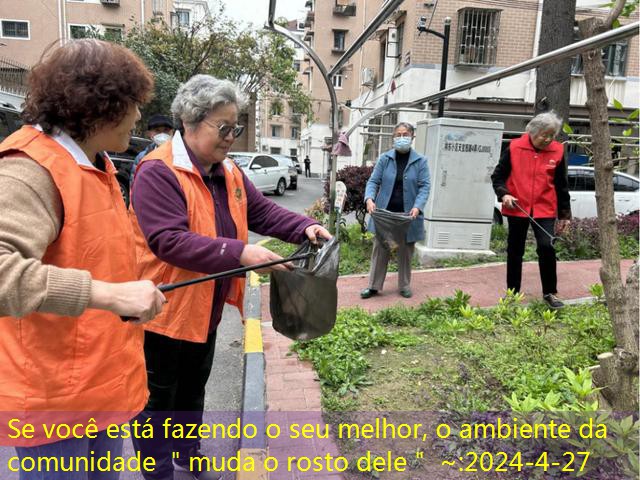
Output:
[577, 0, 639, 412]
[110, 4, 311, 124]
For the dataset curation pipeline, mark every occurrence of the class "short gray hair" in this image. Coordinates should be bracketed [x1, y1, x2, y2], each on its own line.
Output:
[526, 111, 563, 136]
[171, 74, 247, 127]
[393, 122, 415, 135]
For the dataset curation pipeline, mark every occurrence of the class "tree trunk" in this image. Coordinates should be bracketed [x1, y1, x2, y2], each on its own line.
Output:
[578, 11, 639, 412]
[534, 0, 576, 124]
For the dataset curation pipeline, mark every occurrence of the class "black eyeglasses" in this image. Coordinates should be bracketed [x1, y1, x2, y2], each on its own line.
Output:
[203, 120, 245, 139]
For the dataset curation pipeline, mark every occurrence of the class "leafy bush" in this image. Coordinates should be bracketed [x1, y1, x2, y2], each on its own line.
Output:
[292, 307, 391, 395]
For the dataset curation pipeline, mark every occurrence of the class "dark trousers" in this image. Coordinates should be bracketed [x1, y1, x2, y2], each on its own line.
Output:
[506, 216, 557, 295]
[132, 330, 217, 480]
[304, 165, 311, 177]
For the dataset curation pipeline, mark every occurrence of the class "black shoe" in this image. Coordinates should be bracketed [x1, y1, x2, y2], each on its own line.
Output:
[543, 294, 565, 309]
[360, 288, 378, 299]
[174, 448, 220, 480]
[399, 288, 412, 298]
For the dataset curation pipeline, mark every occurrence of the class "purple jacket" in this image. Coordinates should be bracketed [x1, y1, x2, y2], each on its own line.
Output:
[131, 144, 318, 332]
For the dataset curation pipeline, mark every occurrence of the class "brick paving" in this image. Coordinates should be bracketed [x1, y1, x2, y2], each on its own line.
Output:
[260, 259, 633, 480]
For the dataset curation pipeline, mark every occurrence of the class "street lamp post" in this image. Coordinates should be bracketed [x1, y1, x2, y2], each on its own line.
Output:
[417, 17, 451, 117]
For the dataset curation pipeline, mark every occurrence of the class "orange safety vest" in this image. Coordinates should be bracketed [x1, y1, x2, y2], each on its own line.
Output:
[0, 126, 147, 446]
[130, 132, 248, 343]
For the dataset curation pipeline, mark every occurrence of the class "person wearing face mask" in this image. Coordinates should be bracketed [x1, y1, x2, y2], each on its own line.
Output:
[360, 122, 430, 300]
[491, 111, 571, 309]
[129, 114, 175, 185]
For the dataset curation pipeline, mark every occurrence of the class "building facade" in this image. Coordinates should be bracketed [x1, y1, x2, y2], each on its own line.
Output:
[256, 19, 305, 160]
[300, 0, 638, 171]
[300, 0, 383, 176]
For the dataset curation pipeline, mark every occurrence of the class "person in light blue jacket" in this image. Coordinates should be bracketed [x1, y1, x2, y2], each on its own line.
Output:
[361, 122, 430, 299]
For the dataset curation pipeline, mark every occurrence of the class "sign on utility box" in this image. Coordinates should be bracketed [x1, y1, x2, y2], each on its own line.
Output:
[414, 118, 504, 265]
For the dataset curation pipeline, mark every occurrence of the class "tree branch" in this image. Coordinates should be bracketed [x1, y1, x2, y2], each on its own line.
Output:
[604, 0, 626, 28]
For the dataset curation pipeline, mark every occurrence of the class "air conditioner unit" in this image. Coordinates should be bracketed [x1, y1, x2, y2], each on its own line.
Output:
[361, 67, 375, 86]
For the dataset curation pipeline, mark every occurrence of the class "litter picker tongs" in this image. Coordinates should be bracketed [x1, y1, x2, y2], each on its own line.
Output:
[121, 251, 316, 321]
[512, 201, 565, 246]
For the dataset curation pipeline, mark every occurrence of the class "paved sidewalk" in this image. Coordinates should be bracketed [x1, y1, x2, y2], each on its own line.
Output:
[260, 259, 633, 480]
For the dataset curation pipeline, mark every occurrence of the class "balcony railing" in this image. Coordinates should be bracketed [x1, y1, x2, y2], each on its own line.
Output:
[100, 0, 120, 6]
[304, 11, 315, 27]
[0, 56, 28, 96]
[333, 2, 356, 16]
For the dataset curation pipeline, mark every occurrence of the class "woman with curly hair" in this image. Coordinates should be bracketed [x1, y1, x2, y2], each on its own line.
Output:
[0, 39, 166, 479]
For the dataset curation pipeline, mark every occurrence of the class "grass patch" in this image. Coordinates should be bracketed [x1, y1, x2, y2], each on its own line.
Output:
[259, 223, 420, 282]
[292, 292, 638, 478]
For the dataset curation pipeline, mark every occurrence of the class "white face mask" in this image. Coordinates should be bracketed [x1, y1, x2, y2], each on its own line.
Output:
[152, 133, 171, 145]
[393, 136, 412, 153]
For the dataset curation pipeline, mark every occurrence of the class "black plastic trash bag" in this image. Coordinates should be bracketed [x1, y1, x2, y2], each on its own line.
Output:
[270, 237, 339, 340]
[371, 209, 413, 248]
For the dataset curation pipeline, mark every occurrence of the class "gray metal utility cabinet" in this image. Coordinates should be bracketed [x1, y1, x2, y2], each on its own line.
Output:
[414, 118, 504, 265]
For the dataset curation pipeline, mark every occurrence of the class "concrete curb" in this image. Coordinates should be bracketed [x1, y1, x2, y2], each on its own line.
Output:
[237, 244, 269, 480]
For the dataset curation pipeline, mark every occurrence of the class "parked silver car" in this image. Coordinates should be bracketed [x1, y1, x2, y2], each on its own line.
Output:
[228, 152, 289, 195]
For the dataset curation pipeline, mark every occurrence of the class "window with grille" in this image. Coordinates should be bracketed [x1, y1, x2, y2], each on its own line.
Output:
[1, 20, 29, 39]
[333, 30, 346, 52]
[571, 41, 628, 77]
[456, 8, 500, 66]
[332, 73, 343, 89]
[69, 25, 90, 39]
[175, 10, 190, 28]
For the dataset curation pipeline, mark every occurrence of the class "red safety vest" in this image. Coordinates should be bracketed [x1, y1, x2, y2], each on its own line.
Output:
[503, 134, 564, 218]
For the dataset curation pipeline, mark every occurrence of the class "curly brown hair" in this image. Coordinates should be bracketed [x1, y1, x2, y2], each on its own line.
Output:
[22, 39, 154, 142]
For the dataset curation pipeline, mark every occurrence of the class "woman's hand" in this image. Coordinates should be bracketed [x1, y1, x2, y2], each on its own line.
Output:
[366, 198, 376, 214]
[305, 224, 332, 244]
[502, 194, 518, 209]
[240, 244, 292, 273]
[90, 280, 166, 324]
[556, 219, 571, 235]
[409, 208, 420, 219]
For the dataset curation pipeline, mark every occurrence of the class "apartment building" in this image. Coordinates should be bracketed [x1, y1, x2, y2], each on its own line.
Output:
[301, 0, 638, 170]
[0, 0, 217, 109]
[256, 19, 305, 159]
[300, 0, 383, 176]
[347, 0, 639, 164]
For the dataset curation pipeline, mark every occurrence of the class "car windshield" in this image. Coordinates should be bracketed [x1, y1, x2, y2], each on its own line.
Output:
[228, 155, 251, 167]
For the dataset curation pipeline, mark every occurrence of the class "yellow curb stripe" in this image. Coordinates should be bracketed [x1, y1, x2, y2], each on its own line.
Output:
[235, 448, 268, 480]
[249, 271, 261, 287]
[244, 318, 263, 353]
[248, 238, 272, 287]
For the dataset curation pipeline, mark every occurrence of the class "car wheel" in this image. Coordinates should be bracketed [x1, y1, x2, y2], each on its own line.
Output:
[493, 208, 503, 225]
[275, 178, 286, 196]
[118, 177, 130, 207]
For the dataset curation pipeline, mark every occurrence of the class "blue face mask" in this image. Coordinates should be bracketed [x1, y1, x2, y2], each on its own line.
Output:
[393, 136, 413, 153]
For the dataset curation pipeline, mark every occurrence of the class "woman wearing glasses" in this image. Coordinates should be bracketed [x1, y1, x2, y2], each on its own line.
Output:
[360, 122, 430, 300]
[129, 74, 330, 480]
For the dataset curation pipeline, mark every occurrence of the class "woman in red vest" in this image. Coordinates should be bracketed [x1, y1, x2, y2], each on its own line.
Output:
[492, 111, 572, 309]
[0, 40, 166, 479]
[130, 74, 331, 480]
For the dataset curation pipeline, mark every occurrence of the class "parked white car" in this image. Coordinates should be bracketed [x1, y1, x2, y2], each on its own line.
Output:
[494, 166, 639, 223]
[228, 152, 289, 195]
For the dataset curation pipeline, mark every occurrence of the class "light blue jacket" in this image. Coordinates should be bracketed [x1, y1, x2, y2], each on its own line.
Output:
[364, 148, 431, 243]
